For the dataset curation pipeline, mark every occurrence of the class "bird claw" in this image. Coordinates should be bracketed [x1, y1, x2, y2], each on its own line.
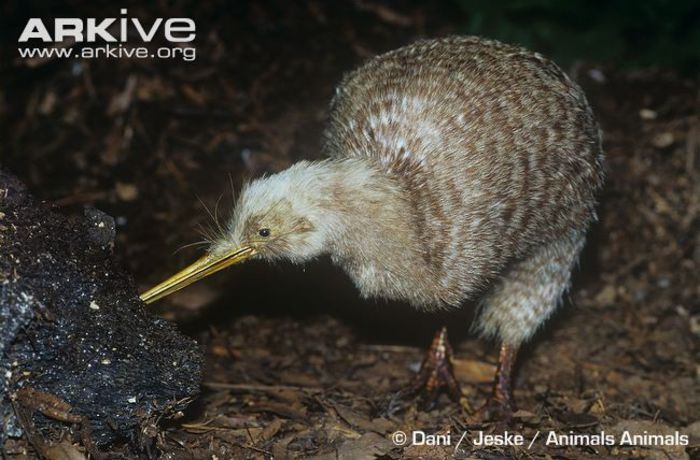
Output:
[470, 343, 518, 423]
[404, 327, 462, 409]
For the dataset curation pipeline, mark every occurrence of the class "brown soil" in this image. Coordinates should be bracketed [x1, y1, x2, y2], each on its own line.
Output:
[1, 2, 698, 459]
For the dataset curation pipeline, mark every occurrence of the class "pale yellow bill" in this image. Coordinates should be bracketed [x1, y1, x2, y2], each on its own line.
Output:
[140, 247, 255, 304]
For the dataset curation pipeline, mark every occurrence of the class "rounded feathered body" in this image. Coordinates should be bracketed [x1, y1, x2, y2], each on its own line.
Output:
[320, 36, 603, 312]
[221, 36, 604, 344]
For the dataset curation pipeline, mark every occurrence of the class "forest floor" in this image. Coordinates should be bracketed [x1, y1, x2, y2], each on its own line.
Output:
[1, 2, 698, 459]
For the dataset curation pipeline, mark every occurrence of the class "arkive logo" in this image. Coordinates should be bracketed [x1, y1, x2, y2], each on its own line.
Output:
[17, 9, 197, 62]
[18, 9, 196, 43]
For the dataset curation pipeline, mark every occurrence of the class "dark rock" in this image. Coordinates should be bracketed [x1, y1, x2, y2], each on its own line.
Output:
[0, 169, 203, 447]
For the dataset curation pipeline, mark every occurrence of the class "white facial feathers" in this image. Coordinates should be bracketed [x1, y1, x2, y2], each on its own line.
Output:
[214, 160, 380, 263]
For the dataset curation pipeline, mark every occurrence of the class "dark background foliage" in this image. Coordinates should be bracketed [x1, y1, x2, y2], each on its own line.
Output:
[455, 0, 700, 71]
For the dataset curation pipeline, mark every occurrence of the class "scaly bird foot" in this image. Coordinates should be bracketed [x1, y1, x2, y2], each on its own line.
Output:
[405, 327, 462, 410]
[472, 393, 516, 423]
[470, 343, 518, 423]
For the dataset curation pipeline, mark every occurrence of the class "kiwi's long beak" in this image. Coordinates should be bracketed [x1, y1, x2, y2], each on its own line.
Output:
[139, 246, 255, 304]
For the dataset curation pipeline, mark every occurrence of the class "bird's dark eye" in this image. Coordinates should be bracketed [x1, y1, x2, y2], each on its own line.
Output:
[258, 228, 271, 237]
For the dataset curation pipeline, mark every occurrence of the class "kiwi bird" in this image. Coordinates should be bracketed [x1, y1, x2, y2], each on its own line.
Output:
[141, 36, 604, 414]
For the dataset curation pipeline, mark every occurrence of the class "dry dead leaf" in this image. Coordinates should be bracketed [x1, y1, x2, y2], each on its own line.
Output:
[452, 358, 496, 383]
[306, 432, 394, 460]
[106, 75, 137, 116]
[42, 441, 86, 460]
[115, 182, 139, 202]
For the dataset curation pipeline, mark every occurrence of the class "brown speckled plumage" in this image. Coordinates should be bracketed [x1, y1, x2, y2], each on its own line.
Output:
[320, 36, 603, 343]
